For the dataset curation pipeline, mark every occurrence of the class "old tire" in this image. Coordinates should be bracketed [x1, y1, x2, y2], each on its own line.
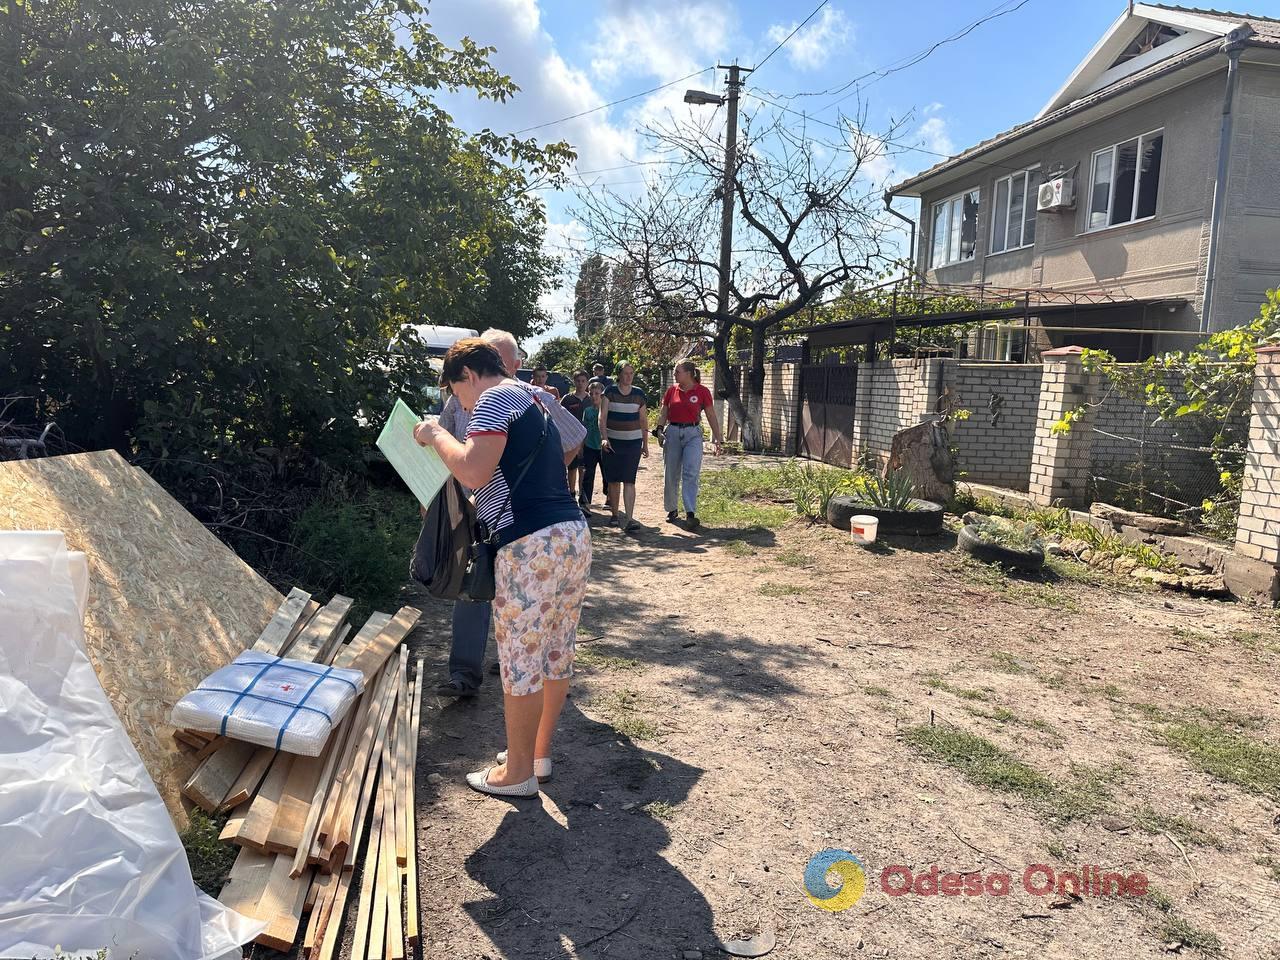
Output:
[957, 524, 1045, 570]
[826, 496, 945, 536]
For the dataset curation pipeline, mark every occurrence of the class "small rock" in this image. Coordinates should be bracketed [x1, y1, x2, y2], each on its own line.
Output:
[426, 773, 443, 785]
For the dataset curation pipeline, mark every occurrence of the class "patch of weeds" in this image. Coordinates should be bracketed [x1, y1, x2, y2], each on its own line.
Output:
[1229, 628, 1280, 655]
[1040, 672, 1068, 691]
[1190, 705, 1266, 731]
[1101, 683, 1124, 702]
[723, 539, 756, 557]
[1132, 806, 1222, 849]
[575, 647, 644, 672]
[180, 809, 237, 896]
[1162, 721, 1280, 802]
[1045, 840, 1066, 859]
[922, 672, 989, 702]
[758, 582, 808, 597]
[593, 688, 661, 741]
[643, 800, 677, 821]
[774, 549, 813, 568]
[1158, 915, 1222, 955]
[1145, 885, 1175, 913]
[1044, 555, 1111, 586]
[990, 652, 1027, 674]
[1132, 702, 1171, 722]
[699, 464, 809, 529]
[965, 705, 1062, 743]
[864, 685, 892, 698]
[903, 726, 1059, 805]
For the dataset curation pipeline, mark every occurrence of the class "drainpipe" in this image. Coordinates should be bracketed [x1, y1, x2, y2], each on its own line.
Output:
[884, 190, 917, 282]
[1201, 28, 1250, 333]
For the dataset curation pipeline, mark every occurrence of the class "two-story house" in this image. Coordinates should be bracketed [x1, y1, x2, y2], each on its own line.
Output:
[887, 4, 1280, 359]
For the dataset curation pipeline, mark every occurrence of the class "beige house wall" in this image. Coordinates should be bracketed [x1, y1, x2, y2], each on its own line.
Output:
[915, 63, 1280, 343]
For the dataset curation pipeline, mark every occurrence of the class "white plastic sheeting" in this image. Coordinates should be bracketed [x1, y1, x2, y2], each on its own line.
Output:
[172, 652, 364, 756]
[0, 531, 264, 960]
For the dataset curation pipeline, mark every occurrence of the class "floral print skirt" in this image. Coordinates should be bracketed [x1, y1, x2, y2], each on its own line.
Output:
[493, 520, 592, 696]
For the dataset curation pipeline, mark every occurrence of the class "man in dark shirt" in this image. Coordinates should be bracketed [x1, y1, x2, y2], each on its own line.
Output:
[560, 370, 591, 508]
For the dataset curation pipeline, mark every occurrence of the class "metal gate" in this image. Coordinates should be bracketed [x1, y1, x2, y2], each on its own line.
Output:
[798, 363, 856, 467]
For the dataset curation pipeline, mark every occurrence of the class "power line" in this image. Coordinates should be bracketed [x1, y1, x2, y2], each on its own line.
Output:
[754, 0, 832, 74]
[775, 0, 1034, 108]
[514, 66, 714, 135]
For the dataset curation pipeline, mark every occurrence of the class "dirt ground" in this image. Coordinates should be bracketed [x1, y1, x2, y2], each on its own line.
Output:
[400, 454, 1280, 960]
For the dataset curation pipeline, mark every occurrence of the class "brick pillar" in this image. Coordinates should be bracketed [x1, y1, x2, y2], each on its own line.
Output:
[1028, 346, 1097, 508]
[1225, 345, 1280, 602]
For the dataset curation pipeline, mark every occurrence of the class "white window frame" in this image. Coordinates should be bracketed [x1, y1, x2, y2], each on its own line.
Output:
[930, 187, 981, 268]
[989, 166, 1041, 256]
[1087, 128, 1164, 232]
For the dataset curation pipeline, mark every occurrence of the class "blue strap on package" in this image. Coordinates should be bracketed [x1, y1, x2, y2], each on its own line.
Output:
[171, 652, 366, 756]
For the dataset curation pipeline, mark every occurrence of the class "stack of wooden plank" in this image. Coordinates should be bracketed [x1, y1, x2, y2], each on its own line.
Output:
[171, 589, 425, 958]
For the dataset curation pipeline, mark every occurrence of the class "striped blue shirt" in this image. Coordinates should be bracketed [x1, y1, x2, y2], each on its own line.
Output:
[604, 385, 648, 441]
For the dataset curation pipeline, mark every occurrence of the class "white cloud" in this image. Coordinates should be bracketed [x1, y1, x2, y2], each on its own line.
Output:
[855, 111, 957, 189]
[588, 0, 732, 84]
[764, 7, 851, 71]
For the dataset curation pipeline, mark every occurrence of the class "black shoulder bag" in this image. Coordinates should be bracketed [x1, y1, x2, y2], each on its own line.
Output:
[460, 406, 549, 602]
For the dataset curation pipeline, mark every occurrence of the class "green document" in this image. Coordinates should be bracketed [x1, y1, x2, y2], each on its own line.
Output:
[376, 398, 451, 506]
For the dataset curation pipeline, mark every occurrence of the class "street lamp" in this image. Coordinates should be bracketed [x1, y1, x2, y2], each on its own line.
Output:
[683, 89, 724, 106]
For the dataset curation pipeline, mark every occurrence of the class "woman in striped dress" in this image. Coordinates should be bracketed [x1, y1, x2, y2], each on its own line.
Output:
[599, 362, 649, 533]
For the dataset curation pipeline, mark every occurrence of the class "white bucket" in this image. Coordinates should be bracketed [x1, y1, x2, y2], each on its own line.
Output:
[850, 514, 879, 545]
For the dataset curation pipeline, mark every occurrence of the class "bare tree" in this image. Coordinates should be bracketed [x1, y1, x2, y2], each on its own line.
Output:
[577, 106, 904, 449]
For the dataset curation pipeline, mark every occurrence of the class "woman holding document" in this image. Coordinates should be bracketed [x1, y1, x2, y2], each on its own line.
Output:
[412, 339, 590, 798]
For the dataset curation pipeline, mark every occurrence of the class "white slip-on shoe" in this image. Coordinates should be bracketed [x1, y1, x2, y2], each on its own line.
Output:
[465, 767, 539, 797]
[495, 750, 552, 782]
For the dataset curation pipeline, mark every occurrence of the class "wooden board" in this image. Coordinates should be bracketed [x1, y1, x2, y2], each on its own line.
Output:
[0, 450, 283, 824]
[289, 595, 353, 663]
[337, 606, 421, 680]
[218, 845, 274, 917]
[217, 746, 276, 813]
[254, 855, 314, 951]
[315, 868, 354, 960]
[253, 587, 313, 653]
[405, 662, 424, 947]
[235, 753, 295, 850]
[182, 740, 258, 813]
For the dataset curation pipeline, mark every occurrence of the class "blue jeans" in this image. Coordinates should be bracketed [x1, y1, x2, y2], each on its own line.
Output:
[663, 423, 704, 514]
[449, 598, 492, 690]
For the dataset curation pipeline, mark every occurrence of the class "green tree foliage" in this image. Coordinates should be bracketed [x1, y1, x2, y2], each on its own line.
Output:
[1054, 290, 1280, 530]
[529, 335, 582, 373]
[0, 0, 572, 469]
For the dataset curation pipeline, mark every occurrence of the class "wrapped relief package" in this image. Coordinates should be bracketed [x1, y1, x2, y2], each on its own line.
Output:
[172, 652, 365, 755]
[0, 531, 263, 960]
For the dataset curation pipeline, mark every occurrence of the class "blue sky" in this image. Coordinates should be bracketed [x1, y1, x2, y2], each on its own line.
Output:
[425, 0, 1280, 346]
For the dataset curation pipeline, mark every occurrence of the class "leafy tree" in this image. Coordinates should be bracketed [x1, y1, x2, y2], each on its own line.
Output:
[530, 336, 583, 374]
[0, 0, 571, 470]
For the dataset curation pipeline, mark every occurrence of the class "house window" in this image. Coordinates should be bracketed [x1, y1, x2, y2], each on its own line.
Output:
[991, 168, 1041, 254]
[1088, 130, 1163, 230]
[930, 188, 980, 267]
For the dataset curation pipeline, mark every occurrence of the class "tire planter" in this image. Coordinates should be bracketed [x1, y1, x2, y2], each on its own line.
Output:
[826, 496, 945, 536]
[957, 524, 1045, 571]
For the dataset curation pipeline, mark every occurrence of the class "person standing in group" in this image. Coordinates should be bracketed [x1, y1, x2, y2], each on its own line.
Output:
[599, 362, 649, 533]
[434, 386, 493, 697]
[481, 328, 585, 467]
[560, 370, 591, 507]
[414, 339, 591, 797]
[589, 362, 613, 390]
[579, 380, 604, 509]
[654, 361, 724, 531]
[531, 365, 560, 399]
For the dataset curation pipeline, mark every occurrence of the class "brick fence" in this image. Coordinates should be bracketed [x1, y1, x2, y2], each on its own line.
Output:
[710, 347, 1280, 601]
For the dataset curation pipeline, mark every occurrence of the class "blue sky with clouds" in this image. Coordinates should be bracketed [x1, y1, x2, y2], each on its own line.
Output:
[425, 0, 1279, 346]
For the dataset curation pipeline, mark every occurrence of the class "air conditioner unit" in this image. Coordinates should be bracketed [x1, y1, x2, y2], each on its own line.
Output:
[1037, 176, 1075, 212]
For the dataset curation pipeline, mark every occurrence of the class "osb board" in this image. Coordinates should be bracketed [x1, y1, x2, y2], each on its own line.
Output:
[0, 450, 284, 825]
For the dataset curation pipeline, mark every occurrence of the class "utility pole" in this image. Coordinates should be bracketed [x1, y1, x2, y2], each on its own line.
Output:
[715, 63, 747, 320]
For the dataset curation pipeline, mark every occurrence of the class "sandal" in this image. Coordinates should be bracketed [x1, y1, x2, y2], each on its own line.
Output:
[625, 520, 641, 533]
[465, 767, 539, 797]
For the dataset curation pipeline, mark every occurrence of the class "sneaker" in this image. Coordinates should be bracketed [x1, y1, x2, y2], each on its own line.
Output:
[666, 511, 679, 523]
[686, 514, 701, 531]
[435, 678, 477, 698]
